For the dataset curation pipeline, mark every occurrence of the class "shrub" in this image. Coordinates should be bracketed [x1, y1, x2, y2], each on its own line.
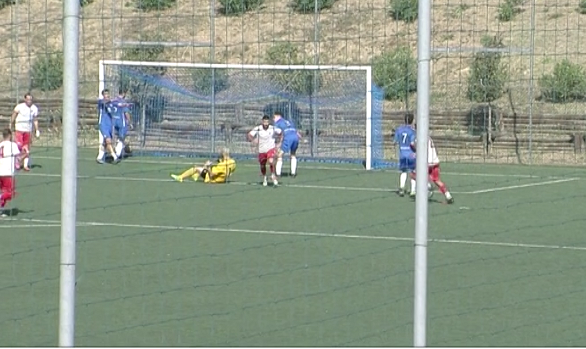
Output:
[292, 0, 337, 13]
[497, 0, 521, 21]
[466, 36, 507, 103]
[219, 0, 264, 15]
[579, 0, 586, 14]
[539, 59, 586, 103]
[265, 42, 321, 95]
[31, 52, 64, 91]
[389, 0, 418, 22]
[0, 0, 15, 10]
[80, 0, 94, 6]
[134, 0, 176, 11]
[467, 104, 500, 136]
[191, 68, 230, 96]
[372, 46, 417, 101]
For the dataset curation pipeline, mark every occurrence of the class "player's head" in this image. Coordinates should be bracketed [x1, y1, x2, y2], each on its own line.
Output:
[2, 129, 12, 141]
[404, 112, 414, 125]
[273, 111, 283, 123]
[262, 115, 270, 129]
[24, 93, 33, 107]
[118, 88, 127, 97]
[101, 89, 110, 101]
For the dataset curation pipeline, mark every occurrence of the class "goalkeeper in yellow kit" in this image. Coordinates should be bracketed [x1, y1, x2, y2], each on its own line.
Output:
[170, 147, 236, 184]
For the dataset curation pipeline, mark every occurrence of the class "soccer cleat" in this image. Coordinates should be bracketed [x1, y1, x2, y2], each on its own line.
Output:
[262, 177, 268, 187]
[290, 172, 297, 178]
[23, 167, 30, 172]
[446, 197, 454, 204]
[428, 190, 434, 199]
[96, 158, 105, 164]
[170, 174, 183, 182]
[410, 192, 416, 198]
[398, 189, 405, 197]
[271, 174, 279, 186]
[112, 158, 121, 165]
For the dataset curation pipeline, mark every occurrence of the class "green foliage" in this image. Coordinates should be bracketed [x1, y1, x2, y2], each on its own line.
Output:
[31, 52, 64, 92]
[539, 59, 586, 103]
[265, 42, 321, 95]
[579, 0, 586, 14]
[372, 46, 417, 101]
[219, 0, 264, 15]
[80, 0, 94, 6]
[191, 68, 230, 95]
[497, 0, 521, 21]
[0, 0, 15, 10]
[134, 0, 176, 11]
[466, 35, 507, 103]
[292, 0, 337, 13]
[467, 104, 500, 136]
[389, 0, 418, 22]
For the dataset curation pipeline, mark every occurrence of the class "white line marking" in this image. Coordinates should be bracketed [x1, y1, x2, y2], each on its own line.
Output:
[33, 155, 553, 178]
[0, 223, 62, 229]
[17, 218, 586, 252]
[16, 172, 579, 194]
[468, 178, 579, 194]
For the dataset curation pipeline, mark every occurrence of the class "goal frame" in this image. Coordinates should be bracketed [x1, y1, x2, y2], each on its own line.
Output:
[98, 60, 375, 170]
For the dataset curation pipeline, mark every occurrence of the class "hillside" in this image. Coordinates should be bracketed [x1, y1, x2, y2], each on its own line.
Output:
[0, 0, 584, 116]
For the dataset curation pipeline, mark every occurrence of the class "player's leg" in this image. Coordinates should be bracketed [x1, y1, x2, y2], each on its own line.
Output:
[171, 165, 205, 182]
[114, 123, 127, 159]
[0, 177, 14, 211]
[267, 148, 277, 185]
[258, 152, 268, 186]
[398, 158, 408, 196]
[21, 133, 31, 171]
[289, 139, 299, 177]
[275, 143, 287, 177]
[429, 165, 453, 203]
[97, 130, 105, 162]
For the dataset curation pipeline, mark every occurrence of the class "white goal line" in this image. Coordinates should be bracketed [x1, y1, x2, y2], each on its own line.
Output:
[18, 172, 580, 195]
[9, 218, 586, 252]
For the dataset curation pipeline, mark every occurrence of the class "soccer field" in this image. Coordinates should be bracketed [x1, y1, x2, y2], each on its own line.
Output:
[1, 148, 586, 346]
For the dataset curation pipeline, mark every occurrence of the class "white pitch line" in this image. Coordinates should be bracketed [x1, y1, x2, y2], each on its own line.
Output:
[18, 218, 586, 252]
[0, 223, 62, 229]
[16, 172, 580, 194]
[468, 177, 579, 194]
[33, 155, 552, 178]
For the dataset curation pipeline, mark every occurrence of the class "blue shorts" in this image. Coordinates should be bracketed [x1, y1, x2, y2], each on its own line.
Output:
[399, 157, 416, 172]
[99, 122, 113, 140]
[281, 137, 299, 154]
[114, 119, 128, 140]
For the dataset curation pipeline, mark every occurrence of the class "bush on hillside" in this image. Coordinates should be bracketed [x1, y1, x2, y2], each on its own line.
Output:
[372, 46, 417, 101]
[219, 0, 264, 15]
[134, 0, 176, 12]
[191, 68, 230, 96]
[579, 0, 586, 14]
[466, 35, 507, 103]
[539, 59, 586, 103]
[389, 0, 418, 22]
[265, 42, 321, 95]
[80, 0, 94, 6]
[31, 52, 64, 91]
[292, 0, 337, 13]
[0, 0, 15, 10]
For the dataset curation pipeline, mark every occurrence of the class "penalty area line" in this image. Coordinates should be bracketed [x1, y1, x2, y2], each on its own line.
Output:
[466, 177, 579, 194]
[18, 218, 586, 252]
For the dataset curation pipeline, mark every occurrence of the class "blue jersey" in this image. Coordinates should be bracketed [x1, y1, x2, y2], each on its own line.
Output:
[109, 97, 130, 122]
[274, 118, 298, 141]
[98, 99, 113, 126]
[394, 125, 416, 159]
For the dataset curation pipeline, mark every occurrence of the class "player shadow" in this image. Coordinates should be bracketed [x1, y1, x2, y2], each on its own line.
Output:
[30, 164, 42, 169]
[0, 207, 30, 217]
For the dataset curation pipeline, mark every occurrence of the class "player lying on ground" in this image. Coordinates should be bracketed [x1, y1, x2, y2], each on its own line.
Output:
[11, 93, 40, 171]
[0, 129, 22, 214]
[96, 89, 120, 164]
[273, 111, 302, 178]
[410, 136, 454, 204]
[247, 115, 278, 186]
[170, 148, 236, 184]
[394, 112, 417, 197]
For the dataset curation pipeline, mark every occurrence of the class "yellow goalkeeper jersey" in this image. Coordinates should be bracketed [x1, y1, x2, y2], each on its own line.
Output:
[205, 158, 236, 183]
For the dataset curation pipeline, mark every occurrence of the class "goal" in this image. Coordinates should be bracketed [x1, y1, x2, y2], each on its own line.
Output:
[98, 60, 390, 170]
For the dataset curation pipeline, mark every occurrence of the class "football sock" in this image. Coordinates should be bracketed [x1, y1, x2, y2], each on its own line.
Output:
[276, 158, 283, 176]
[107, 144, 118, 160]
[445, 191, 453, 200]
[97, 148, 105, 160]
[115, 141, 124, 158]
[290, 156, 297, 175]
[437, 182, 447, 194]
[410, 179, 416, 192]
[399, 172, 407, 189]
[23, 158, 29, 169]
[179, 167, 197, 180]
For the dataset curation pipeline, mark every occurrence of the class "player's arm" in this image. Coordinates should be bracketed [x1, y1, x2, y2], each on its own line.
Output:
[274, 128, 283, 147]
[10, 106, 18, 130]
[33, 111, 40, 136]
[410, 134, 417, 153]
[247, 127, 258, 143]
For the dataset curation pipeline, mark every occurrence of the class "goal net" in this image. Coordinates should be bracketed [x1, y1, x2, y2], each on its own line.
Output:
[98, 61, 389, 170]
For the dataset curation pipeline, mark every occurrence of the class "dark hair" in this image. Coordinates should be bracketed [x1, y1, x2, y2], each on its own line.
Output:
[118, 88, 127, 95]
[404, 112, 414, 125]
[24, 93, 32, 99]
[101, 89, 109, 95]
[3, 129, 12, 139]
[273, 111, 282, 117]
[262, 115, 270, 120]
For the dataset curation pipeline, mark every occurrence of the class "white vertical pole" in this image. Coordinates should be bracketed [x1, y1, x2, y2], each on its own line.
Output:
[311, 0, 319, 157]
[59, 0, 79, 346]
[210, 0, 216, 154]
[413, 0, 431, 345]
[98, 60, 105, 96]
[365, 67, 372, 170]
[527, 0, 536, 165]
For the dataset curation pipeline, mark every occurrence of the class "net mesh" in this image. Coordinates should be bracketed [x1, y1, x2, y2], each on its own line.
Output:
[101, 63, 386, 166]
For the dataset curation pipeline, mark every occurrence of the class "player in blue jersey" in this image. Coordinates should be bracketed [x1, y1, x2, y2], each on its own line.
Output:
[110, 89, 133, 160]
[273, 111, 302, 178]
[394, 113, 417, 197]
[96, 89, 120, 164]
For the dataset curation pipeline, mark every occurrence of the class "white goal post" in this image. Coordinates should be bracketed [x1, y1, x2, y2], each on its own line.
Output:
[98, 60, 385, 170]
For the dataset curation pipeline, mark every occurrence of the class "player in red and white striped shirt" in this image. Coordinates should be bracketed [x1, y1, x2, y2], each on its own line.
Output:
[247, 115, 278, 186]
[11, 93, 40, 171]
[410, 136, 454, 204]
[0, 129, 21, 215]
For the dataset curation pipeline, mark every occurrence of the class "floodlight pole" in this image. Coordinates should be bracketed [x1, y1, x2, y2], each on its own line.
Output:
[413, 0, 431, 345]
[59, 0, 79, 345]
[311, 0, 320, 157]
[210, 0, 217, 154]
[527, 0, 536, 165]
